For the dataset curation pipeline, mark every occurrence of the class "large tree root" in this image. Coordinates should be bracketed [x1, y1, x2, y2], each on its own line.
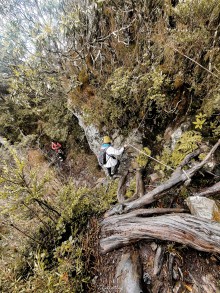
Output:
[100, 213, 220, 253]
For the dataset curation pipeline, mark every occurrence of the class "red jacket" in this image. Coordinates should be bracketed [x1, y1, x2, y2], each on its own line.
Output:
[51, 142, 62, 153]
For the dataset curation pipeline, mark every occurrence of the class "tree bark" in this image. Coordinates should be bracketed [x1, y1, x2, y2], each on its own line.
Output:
[103, 207, 186, 223]
[100, 213, 220, 253]
[117, 171, 128, 203]
[134, 168, 145, 198]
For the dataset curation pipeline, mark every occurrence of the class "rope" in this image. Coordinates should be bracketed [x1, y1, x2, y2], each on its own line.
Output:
[171, 46, 220, 80]
[125, 97, 190, 179]
[125, 110, 176, 172]
[127, 143, 175, 171]
[127, 143, 192, 180]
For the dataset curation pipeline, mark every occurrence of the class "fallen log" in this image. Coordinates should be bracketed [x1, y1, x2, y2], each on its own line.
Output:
[105, 139, 220, 216]
[100, 213, 220, 253]
[193, 181, 220, 198]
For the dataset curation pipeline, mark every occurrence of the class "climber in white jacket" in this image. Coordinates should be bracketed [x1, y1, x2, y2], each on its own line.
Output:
[101, 136, 127, 177]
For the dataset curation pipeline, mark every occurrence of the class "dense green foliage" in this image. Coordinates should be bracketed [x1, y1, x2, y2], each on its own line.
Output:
[0, 145, 117, 292]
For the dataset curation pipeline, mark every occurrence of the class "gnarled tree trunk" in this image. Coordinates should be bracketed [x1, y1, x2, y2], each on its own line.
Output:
[101, 213, 220, 253]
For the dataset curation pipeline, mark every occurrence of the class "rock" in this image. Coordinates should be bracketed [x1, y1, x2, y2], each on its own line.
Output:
[164, 122, 190, 150]
[143, 272, 151, 285]
[186, 196, 220, 222]
[149, 173, 160, 183]
[164, 126, 173, 142]
[171, 127, 183, 150]
[94, 177, 108, 188]
[73, 110, 102, 156]
[203, 156, 217, 172]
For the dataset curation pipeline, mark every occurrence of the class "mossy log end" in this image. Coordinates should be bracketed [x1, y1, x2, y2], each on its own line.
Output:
[100, 213, 220, 254]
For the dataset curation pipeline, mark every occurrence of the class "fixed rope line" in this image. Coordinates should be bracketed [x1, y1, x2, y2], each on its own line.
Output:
[127, 143, 175, 171]
[127, 143, 191, 180]
[171, 46, 220, 80]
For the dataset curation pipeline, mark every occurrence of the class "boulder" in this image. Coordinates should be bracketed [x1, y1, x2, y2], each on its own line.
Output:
[164, 122, 190, 150]
[186, 196, 220, 222]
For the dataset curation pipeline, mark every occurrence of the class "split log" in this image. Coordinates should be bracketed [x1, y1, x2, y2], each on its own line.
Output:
[115, 251, 144, 293]
[168, 253, 175, 285]
[117, 169, 145, 203]
[153, 245, 165, 276]
[193, 181, 220, 198]
[105, 139, 220, 216]
[100, 213, 220, 253]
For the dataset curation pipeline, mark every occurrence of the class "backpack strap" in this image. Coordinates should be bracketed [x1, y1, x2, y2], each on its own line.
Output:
[106, 146, 116, 160]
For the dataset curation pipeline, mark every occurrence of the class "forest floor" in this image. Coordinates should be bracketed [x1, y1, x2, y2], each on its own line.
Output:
[91, 238, 220, 293]
[86, 181, 220, 293]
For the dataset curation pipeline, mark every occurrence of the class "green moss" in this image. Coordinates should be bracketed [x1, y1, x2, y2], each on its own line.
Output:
[154, 131, 202, 173]
[125, 177, 136, 198]
[136, 147, 152, 168]
[179, 186, 189, 199]
[91, 65, 172, 131]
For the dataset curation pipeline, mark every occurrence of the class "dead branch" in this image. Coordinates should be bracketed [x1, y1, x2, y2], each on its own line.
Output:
[118, 169, 145, 203]
[178, 149, 201, 168]
[153, 245, 165, 276]
[193, 181, 220, 198]
[116, 251, 144, 293]
[134, 168, 145, 198]
[103, 208, 186, 224]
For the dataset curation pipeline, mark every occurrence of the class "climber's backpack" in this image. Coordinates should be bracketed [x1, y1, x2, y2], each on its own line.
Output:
[98, 147, 110, 166]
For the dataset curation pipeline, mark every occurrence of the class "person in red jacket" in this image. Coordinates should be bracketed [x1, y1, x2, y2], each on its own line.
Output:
[51, 141, 65, 162]
[51, 141, 62, 153]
